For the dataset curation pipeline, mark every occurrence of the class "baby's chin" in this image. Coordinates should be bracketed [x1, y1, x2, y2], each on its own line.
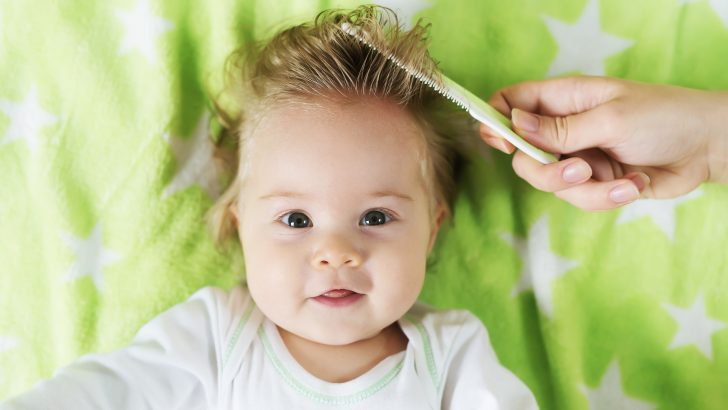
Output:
[283, 321, 386, 347]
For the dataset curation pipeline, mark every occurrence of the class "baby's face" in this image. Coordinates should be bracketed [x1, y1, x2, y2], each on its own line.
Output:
[234, 97, 443, 346]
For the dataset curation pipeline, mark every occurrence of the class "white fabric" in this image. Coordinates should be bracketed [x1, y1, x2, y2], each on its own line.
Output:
[0, 286, 538, 409]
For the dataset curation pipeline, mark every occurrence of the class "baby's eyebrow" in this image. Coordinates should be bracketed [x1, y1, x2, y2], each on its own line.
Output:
[368, 190, 414, 202]
[258, 190, 413, 201]
[258, 191, 307, 200]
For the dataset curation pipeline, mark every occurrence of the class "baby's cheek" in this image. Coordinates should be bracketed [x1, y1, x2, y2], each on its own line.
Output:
[371, 244, 426, 297]
[244, 240, 301, 295]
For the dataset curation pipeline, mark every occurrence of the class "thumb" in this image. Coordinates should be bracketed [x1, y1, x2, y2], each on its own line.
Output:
[511, 107, 611, 154]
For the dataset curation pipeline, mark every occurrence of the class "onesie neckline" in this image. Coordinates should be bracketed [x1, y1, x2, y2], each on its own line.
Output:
[258, 316, 416, 404]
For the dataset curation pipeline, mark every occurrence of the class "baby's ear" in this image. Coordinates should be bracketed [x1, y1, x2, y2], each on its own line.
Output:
[427, 204, 447, 253]
[229, 203, 240, 227]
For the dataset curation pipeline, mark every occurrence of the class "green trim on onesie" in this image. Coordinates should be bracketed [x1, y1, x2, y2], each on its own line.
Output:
[258, 326, 405, 405]
[402, 313, 440, 391]
[414, 322, 440, 391]
[222, 302, 255, 368]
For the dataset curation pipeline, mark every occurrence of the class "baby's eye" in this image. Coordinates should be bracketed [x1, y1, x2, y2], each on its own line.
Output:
[281, 212, 312, 228]
[360, 210, 391, 226]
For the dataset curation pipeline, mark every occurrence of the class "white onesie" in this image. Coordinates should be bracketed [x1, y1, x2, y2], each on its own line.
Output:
[0, 286, 538, 409]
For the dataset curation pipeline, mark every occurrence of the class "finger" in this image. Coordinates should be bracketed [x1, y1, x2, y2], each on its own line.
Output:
[511, 150, 592, 192]
[510, 107, 620, 155]
[479, 125, 516, 154]
[488, 90, 513, 117]
[569, 148, 622, 181]
[484, 78, 607, 156]
[554, 178, 644, 211]
[488, 76, 621, 117]
[482, 135, 516, 154]
[623, 171, 651, 192]
[537, 148, 651, 187]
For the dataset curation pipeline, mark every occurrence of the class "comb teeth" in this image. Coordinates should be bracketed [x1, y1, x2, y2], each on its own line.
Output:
[340, 23, 469, 111]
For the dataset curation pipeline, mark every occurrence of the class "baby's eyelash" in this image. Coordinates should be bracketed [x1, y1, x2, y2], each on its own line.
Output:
[275, 210, 311, 227]
[360, 208, 398, 226]
[273, 208, 399, 227]
[370, 208, 397, 220]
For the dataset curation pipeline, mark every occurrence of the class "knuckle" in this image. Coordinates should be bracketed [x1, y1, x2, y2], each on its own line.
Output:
[489, 92, 511, 115]
[552, 116, 570, 150]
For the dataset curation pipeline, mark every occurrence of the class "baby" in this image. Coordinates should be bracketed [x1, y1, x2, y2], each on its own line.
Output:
[1, 6, 537, 409]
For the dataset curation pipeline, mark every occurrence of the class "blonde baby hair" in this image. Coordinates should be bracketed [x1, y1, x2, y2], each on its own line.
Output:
[207, 4, 469, 245]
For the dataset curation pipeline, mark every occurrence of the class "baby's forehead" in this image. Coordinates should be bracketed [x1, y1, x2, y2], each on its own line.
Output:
[240, 96, 435, 194]
[251, 96, 428, 151]
[260, 95, 419, 123]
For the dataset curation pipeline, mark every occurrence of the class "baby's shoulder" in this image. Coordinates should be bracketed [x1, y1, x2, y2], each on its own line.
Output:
[402, 303, 483, 339]
[188, 284, 252, 309]
[183, 284, 255, 327]
[134, 285, 254, 337]
[156, 285, 262, 370]
[400, 303, 487, 362]
[398, 304, 494, 399]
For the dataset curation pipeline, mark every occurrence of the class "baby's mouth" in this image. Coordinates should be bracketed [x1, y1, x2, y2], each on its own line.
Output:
[320, 289, 356, 298]
[313, 289, 364, 307]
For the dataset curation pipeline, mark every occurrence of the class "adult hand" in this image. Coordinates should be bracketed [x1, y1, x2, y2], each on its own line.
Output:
[480, 76, 728, 210]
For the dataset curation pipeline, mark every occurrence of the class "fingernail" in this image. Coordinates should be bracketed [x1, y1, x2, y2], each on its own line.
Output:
[562, 162, 591, 183]
[497, 139, 516, 154]
[484, 136, 511, 154]
[609, 183, 640, 203]
[512, 109, 540, 133]
[627, 173, 651, 192]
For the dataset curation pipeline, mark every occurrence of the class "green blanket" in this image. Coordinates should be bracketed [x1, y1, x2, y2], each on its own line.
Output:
[1, 0, 727, 408]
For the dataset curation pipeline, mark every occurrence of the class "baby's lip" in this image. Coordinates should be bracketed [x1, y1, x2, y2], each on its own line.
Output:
[318, 288, 359, 298]
[312, 289, 364, 308]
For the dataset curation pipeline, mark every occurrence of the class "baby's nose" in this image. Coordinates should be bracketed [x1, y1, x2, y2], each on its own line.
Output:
[310, 234, 363, 269]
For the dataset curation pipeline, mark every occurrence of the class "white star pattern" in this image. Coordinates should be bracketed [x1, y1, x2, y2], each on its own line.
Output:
[616, 188, 702, 241]
[375, 0, 432, 28]
[61, 223, 121, 293]
[115, 0, 174, 64]
[0, 87, 58, 153]
[580, 360, 656, 410]
[501, 214, 579, 318]
[0, 336, 18, 385]
[542, 0, 634, 76]
[162, 113, 221, 199]
[679, 0, 728, 27]
[663, 294, 727, 360]
[0, 336, 18, 354]
[705, 0, 728, 26]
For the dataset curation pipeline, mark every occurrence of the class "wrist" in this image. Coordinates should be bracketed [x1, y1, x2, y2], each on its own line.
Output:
[707, 91, 728, 185]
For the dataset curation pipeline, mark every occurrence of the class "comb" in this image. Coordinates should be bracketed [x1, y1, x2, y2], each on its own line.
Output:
[341, 22, 557, 165]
